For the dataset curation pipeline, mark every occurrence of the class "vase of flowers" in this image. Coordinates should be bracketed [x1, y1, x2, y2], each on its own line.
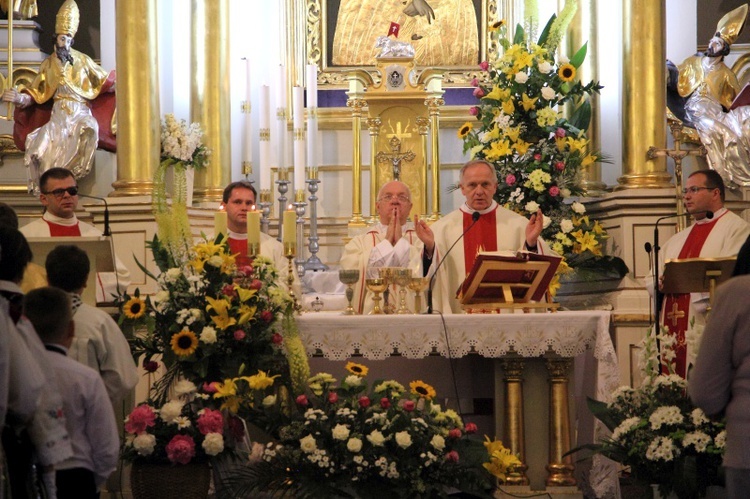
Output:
[214, 363, 495, 498]
[460, 15, 627, 294]
[159, 113, 210, 208]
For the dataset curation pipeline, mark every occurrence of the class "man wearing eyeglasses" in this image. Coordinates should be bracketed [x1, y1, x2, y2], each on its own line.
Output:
[654, 169, 750, 378]
[19, 167, 131, 303]
[341, 180, 428, 314]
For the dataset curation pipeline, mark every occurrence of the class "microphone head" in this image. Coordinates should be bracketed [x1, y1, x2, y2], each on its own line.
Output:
[644, 242, 652, 253]
[705, 210, 714, 219]
[472, 211, 480, 222]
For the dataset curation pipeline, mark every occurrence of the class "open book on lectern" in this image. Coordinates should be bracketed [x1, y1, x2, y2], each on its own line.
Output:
[457, 251, 562, 306]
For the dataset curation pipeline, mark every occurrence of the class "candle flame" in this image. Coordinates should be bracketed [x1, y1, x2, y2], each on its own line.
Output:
[218, 204, 225, 211]
[287, 204, 293, 210]
[251, 204, 256, 211]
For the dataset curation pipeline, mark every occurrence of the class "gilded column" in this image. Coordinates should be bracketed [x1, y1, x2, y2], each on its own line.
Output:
[111, 0, 159, 197]
[501, 358, 529, 486]
[545, 358, 576, 487]
[347, 97, 367, 228]
[617, 0, 672, 189]
[567, 0, 607, 196]
[416, 116, 430, 217]
[191, 0, 231, 203]
[426, 97, 444, 220]
[367, 117, 382, 223]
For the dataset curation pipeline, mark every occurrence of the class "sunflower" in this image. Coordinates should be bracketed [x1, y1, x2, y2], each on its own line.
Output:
[345, 362, 369, 377]
[489, 19, 505, 31]
[410, 380, 437, 400]
[558, 63, 576, 82]
[170, 329, 199, 356]
[457, 122, 473, 139]
[123, 296, 146, 319]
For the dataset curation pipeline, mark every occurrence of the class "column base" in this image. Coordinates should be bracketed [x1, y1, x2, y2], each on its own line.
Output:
[545, 463, 577, 487]
[193, 187, 224, 204]
[110, 179, 156, 197]
[615, 172, 673, 190]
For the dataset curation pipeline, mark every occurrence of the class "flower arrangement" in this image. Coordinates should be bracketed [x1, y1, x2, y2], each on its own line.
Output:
[119, 236, 309, 405]
[121, 380, 236, 465]
[461, 15, 626, 278]
[160, 113, 210, 171]
[578, 330, 725, 498]
[217, 363, 495, 498]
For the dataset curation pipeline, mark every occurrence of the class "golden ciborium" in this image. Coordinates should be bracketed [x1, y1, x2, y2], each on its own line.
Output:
[393, 268, 413, 314]
[408, 276, 430, 314]
[338, 269, 360, 315]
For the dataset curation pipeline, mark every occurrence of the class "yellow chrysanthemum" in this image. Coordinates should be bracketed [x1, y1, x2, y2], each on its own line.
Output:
[123, 296, 146, 319]
[558, 63, 576, 82]
[410, 380, 437, 400]
[457, 122, 473, 139]
[170, 329, 199, 357]
[205, 296, 237, 330]
[241, 370, 280, 390]
[345, 362, 369, 377]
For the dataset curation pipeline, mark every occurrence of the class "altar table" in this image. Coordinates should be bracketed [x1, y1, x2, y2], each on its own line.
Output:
[297, 311, 620, 497]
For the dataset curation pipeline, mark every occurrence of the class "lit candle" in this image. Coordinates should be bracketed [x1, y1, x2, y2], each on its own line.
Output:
[243, 57, 252, 171]
[306, 64, 318, 174]
[214, 210, 227, 238]
[259, 85, 272, 191]
[283, 205, 296, 246]
[292, 85, 306, 192]
[247, 207, 260, 254]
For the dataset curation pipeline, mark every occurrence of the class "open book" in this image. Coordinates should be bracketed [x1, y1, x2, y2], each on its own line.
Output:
[730, 83, 750, 110]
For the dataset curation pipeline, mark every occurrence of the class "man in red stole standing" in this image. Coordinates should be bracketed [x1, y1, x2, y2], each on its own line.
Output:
[415, 159, 553, 314]
[654, 169, 750, 378]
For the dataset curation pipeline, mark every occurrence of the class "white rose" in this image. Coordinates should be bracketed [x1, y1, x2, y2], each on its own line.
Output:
[347, 437, 363, 453]
[208, 255, 223, 268]
[202, 432, 224, 456]
[430, 435, 445, 451]
[514, 72, 528, 84]
[541, 86, 556, 100]
[300, 434, 317, 453]
[200, 326, 217, 344]
[160, 400, 184, 423]
[542, 215, 552, 229]
[560, 219, 574, 233]
[525, 201, 540, 213]
[560, 188, 571, 198]
[344, 375, 362, 387]
[538, 61, 553, 74]
[262, 395, 277, 407]
[367, 430, 386, 447]
[133, 433, 156, 456]
[166, 268, 181, 282]
[332, 424, 351, 441]
[174, 380, 197, 396]
[572, 201, 586, 214]
[395, 431, 412, 449]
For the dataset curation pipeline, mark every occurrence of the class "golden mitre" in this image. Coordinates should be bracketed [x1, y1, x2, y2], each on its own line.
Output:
[716, 3, 748, 46]
[55, 0, 79, 37]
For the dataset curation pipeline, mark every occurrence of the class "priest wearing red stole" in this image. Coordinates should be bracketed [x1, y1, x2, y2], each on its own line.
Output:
[19, 168, 130, 303]
[415, 160, 553, 314]
[221, 181, 300, 295]
[655, 169, 750, 378]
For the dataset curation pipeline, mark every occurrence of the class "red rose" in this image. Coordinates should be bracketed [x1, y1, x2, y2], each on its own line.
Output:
[296, 394, 309, 406]
[505, 174, 516, 186]
[472, 87, 485, 98]
[403, 400, 415, 412]
[479, 61, 489, 71]
[222, 284, 236, 297]
[272, 333, 283, 344]
[166, 434, 196, 464]
[464, 422, 478, 434]
[555, 161, 565, 171]
[328, 392, 339, 404]
[233, 329, 246, 341]
[555, 127, 566, 138]
[143, 359, 159, 373]
[469, 106, 479, 116]
[534, 154, 542, 161]
[261, 310, 274, 323]
[380, 397, 391, 409]
[445, 450, 459, 463]
[549, 186, 560, 197]
[358, 396, 371, 408]
[448, 428, 462, 439]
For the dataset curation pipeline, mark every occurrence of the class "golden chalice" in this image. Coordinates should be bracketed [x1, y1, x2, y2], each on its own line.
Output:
[378, 267, 399, 314]
[393, 268, 413, 314]
[365, 278, 389, 315]
[338, 269, 360, 315]
[408, 276, 430, 314]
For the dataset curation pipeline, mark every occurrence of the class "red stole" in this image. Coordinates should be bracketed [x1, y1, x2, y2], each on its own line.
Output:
[227, 236, 253, 267]
[462, 209, 497, 274]
[46, 220, 81, 236]
[661, 219, 717, 378]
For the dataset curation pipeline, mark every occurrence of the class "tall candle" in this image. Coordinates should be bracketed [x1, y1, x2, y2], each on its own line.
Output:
[306, 64, 318, 172]
[282, 205, 296, 245]
[214, 210, 227, 238]
[243, 57, 252, 171]
[276, 64, 287, 174]
[259, 85, 272, 191]
[247, 208, 260, 247]
[292, 86, 306, 192]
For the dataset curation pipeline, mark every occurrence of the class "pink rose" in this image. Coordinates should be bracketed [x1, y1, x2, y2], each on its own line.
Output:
[471, 77, 479, 87]
[555, 127, 566, 138]
[250, 279, 263, 290]
[533, 154, 542, 161]
[403, 400, 415, 412]
[549, 186, 560, 197]
[272, 333, 283, 345]
[472, 87, 484, 98]
[464, 422, 478, 434]
[479, 61, 489, 71]
[237, 264, 253, 276]
[505, 174, 516, 186]
[166, 434, 196, 464]
[328, 392, 339, 404]
[469, 106, 479, 116]
[233, 329, 246, 341]
[448, 428, 462, 439]
[124, 404, 156, 434]
[222, 284, 236, 297]
[555, 161, 565, 171]
[143, 359, 159, 373]
[261, 310, 274, 323]
[203, 382, 219, 394]
[197, 408, 224, 435]
[358, 396, 371, 408]
[380, 397, 391, 409]
[296, 394, 309, 407]
[445, 450, 460, 463]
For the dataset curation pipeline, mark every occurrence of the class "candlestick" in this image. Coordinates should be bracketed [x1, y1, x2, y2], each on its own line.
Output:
[275, 64, 288, 176]
[283, 205, 296, 246]
[259, 189, 272, 234]
[304, 177, 328, 272]
[247, 208, 260, 256]
[294, 199, 307, 278]
[242, 57, 252, 176]
[292, 86, 306, 193]
[276, 177, 290, 242]
[306, 64, 319, 173]
[259, 85, 272, 191]
[214, 211, 227, 241]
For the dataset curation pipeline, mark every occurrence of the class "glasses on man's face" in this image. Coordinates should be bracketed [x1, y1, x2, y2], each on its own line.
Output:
[43, 186, 79, 198]
[378, 194, 410, 203]
[681, 186, 715, 195]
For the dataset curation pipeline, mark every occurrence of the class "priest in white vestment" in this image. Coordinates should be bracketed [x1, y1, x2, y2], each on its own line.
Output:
[652, 169, 750, 378]
[341, 181, 426, 314]
[416, 160, 553, 314]
[19, 168, 130, 303]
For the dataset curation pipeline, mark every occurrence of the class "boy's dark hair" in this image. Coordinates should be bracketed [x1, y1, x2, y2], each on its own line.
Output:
[0, 202, 19, 229]
[0, 227, 32, 282]
[46, 245, 90, 292]
[23, 287, 72, 343]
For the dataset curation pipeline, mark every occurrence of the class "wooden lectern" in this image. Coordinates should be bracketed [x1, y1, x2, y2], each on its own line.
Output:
[27, 236, 116, 306]
[458, 252, 562, 312]
[662, 256, 736, 310]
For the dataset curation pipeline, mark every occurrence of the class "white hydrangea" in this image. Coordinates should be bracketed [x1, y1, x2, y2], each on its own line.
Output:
[646, 436, 679, 461]
[514, 72, 528, 83]
[571, 201, 586, 214]
[133, 433, 156, 456]
[649, 406, 684, 430]
[332, 424, 351, 441]
[200, 326, 217, 344]
[160, 400, 184, 423]
[202, 432, 225, 456]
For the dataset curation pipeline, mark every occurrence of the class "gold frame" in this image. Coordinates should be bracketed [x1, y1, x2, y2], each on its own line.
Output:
[306, 0, 499, 87]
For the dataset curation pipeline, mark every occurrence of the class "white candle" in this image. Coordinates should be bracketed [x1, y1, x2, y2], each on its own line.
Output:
[306, 64, 318, 173]
[276, 64, 287, 175]
[243, 57, 252, 170]
[259, 85, 272, 191]
[292, 86, 306, 191]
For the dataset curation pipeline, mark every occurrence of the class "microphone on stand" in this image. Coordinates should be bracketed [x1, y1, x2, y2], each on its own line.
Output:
[426, 211, 480, 314]
[78, 193, 111, 236]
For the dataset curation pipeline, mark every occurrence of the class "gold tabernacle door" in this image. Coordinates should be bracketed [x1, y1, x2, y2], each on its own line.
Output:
[458, 251, 562, 311]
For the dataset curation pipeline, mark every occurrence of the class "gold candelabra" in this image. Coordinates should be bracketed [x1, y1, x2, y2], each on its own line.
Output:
[284, 242, 300, 313]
